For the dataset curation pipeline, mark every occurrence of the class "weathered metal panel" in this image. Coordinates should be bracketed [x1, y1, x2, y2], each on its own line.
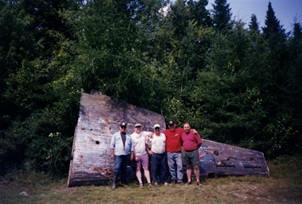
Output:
[198, 140, 269, 179]
[67, 93, 269, 187]
[67, 93, 165, 187]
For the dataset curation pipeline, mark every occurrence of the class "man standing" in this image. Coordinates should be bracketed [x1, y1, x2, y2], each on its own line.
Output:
[146, 124, 168, 186]
[131, 123, 152, 188]
[163, 120, 184, 184]
[110, 122, 133, 189]
[181, 122, 202, 185]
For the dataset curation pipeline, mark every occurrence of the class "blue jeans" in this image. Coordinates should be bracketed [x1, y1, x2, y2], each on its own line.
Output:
[167, 152, 183, 181]
[114, 155, 130, 184]
[151, 153, 168, 183]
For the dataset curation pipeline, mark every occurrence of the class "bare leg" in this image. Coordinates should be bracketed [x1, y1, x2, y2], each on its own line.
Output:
[136, 167, 143, 184]
[186, 165, 192, 183]
[143, 167, 152, 184]
[194, 165, 200, 182]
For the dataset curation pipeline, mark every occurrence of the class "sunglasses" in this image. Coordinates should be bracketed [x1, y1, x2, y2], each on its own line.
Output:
[121, 126, 126, 129]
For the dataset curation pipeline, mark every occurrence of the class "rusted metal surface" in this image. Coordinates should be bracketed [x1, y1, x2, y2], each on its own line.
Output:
[198, 139, 269, 179]
[67, 93, 269, 187]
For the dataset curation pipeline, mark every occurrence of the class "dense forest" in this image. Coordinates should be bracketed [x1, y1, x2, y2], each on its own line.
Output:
[0, 0, 301, 176]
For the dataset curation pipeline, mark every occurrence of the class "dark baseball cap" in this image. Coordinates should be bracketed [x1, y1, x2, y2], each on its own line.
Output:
[120, 122, 127, 127]
[168, 120, 175, 126]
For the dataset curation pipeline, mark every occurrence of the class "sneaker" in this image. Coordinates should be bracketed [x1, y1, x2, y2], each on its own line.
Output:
[154, 182, 158, 186]
[186, 180, 192, 185]
[112, 184, 117, 189]
[164, 182, 168, 186]
[139, 183, 143, 188]
[148, 183, 152, 188]
[196, 181, 200, 186]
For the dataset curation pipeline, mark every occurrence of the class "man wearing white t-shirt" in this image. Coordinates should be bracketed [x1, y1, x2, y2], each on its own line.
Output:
[146, 124, 168, 186]
[131, 123, 152, 188]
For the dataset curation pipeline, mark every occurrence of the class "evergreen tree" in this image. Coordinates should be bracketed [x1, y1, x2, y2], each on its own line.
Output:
[260, 2, 294, 157]
[249, 14, 259, 33]
[188, 23, 265, 145]
[170, 0, 190, 38]
[187, 0, 212, 27]
[286, 22, 302, 155]
[211, 0, 232, 30]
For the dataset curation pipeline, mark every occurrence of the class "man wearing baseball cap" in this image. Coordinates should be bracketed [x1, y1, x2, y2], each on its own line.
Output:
[130, 123, 152, 188]
[110, 122, 133, 189]
[146, 124, 168, 186]
[163, 120, 185, 184]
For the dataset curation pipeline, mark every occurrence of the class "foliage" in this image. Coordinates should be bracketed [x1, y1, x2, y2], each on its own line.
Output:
[0, 0, 301, 176]
[211, 0, 232, 30]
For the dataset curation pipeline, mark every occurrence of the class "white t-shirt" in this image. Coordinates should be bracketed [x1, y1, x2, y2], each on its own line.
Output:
[130, 131, 148, 156]
[148, 133, 166, 154]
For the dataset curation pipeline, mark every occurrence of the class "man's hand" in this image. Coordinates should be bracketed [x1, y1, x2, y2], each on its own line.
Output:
[130, 152, 134, 160]
[110, 149, 115, 160]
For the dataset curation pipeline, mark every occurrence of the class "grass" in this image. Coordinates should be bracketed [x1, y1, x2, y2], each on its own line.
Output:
[1, 156, 302, 204]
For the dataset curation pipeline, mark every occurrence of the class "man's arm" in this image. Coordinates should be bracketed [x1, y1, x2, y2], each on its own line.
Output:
[110, 134, 115, 159]
[110, 148, 115, 160]
[194, 133, 202, 148]
[144, 132, 153, 154]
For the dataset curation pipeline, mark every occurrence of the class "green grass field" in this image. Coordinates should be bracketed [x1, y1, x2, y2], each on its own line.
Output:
[1, 156, 302, 204]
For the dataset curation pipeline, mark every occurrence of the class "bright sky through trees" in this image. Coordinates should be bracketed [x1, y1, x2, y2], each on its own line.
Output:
[207, 0, 302, 31]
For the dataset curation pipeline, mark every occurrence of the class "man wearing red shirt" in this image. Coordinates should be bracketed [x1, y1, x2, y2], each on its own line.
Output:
[181, 122, 202, 185]
[163, 120, 184, 184]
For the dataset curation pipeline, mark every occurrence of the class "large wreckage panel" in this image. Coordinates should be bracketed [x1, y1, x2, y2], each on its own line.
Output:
[67, 93, 269, 187]
[199, 139, 269, 178]
[67, 93, 166, 187]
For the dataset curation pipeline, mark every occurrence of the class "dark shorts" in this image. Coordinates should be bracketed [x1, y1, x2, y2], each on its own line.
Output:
[182, 149, 199, 166]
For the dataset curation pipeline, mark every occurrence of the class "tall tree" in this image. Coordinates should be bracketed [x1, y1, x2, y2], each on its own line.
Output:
[211, 0, 232, 30]
[187, 23, 266, 146]
[285, 22, 302, 154]
[262, 1, 287, 49]
[187, 0, 212, 27]
[0, 0, 81, 174]
[260, 2, 294, 157]
[249, 14, 259, 33]
[64, 0, 169, 111]
[170, 0, 190, 38]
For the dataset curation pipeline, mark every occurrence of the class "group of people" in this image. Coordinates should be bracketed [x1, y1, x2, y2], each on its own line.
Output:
[110, 120, 202, 189]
